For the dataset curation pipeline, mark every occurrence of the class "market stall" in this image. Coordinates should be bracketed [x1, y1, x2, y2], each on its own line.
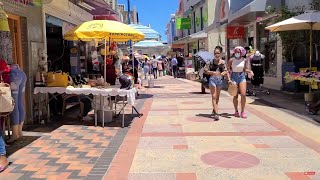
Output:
[35, 20, 145, 127]
[34, 86, 136, 128]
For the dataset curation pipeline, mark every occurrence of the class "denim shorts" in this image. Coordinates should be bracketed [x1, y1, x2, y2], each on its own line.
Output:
[231, 72, 246, 84]
[209, 76, 223, 88]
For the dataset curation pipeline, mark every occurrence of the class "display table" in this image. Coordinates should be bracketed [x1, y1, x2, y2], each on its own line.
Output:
[34, 87, 139, 127]
[284, 72, 320, 89]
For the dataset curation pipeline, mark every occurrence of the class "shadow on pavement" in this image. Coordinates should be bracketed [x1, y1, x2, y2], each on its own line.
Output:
[145, 86, 165, 88]
[6, 136, 40, 156]
[196, 114, 219, 121]
[219, 113, 233, 119]
[189, 92, 209, 95]
[136, 93, 153, 100]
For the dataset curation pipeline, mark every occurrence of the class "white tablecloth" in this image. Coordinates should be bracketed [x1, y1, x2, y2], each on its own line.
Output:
[34, 87, 136, 105]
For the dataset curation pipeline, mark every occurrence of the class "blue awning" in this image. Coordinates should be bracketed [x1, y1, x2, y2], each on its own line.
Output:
[129, 24, 161, 40]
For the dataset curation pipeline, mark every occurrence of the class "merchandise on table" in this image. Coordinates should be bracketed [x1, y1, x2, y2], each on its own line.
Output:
[284, 72, 320, 89]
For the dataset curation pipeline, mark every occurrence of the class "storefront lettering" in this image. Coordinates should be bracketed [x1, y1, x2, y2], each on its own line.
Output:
[227, 26, 244, 39]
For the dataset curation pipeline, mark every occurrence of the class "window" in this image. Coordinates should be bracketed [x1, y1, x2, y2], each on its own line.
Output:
[200, 7, 204, 30]
[257, 23, 277, 77]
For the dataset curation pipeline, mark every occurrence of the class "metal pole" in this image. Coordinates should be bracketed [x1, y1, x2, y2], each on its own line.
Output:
[310, 25, 313, 69]
[104, 38, 107, 84]
[128, 0, 133, 75]
[309, 25, 313, 93]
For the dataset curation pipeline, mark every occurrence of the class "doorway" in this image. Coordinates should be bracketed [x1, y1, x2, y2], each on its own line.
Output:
[7, 14, 23, 68]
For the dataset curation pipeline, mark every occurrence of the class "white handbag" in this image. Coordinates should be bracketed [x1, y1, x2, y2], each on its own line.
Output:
[0, 76, 14, 115]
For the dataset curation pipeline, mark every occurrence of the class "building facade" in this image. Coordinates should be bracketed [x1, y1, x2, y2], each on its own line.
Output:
[166, 14, 176, 45]
[1, 0, 96, 124]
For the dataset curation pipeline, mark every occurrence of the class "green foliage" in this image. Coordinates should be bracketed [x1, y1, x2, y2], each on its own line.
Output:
[263, 0, 320, 61]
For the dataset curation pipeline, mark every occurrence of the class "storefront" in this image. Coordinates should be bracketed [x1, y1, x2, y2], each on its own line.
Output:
[226, 0, 284, 90]
[1, 0, 44, 123]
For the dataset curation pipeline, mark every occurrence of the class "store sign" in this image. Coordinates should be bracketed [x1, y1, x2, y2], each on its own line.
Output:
[176, 18, 191, 30]
[220, 0, 229, 24]
[227, 26, 244, 39]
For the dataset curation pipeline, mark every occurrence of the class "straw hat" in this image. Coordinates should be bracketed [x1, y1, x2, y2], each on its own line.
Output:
[228, 83, 238, 96]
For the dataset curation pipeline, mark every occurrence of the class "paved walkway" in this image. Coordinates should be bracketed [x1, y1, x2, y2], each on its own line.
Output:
[105, 76, 320, 180]
[1, 76, 320, 179]
[0, 92, 147, 180]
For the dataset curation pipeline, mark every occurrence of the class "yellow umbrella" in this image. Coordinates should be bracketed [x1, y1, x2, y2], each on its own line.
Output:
[64, 20, 144, 42]
[63, 20, 144, 85]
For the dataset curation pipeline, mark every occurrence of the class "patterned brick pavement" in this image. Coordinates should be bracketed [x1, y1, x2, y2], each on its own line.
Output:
[0, 126, 118, 179]
[0, 89, 147, 180]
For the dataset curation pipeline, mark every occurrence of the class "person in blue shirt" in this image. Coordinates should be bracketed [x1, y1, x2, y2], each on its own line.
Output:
[171, 56, 178, 78]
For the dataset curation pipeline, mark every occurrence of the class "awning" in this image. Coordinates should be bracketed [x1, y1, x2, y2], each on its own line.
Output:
[173, 31, 207, 45]
[189, 30, 207, 39]
[228, 0, 282, 24]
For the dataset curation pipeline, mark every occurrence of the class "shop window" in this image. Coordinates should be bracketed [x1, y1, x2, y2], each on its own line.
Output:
[258, 23, 277, 77]
[264, 42, 277, 77]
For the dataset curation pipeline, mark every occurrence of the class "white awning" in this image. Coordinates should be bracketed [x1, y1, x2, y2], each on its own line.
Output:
[172, 31, 207, 45]
[189, 30, 207, 39]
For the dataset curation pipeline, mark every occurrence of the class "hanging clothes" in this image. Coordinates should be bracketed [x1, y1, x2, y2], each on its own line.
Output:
[251, 53, 265, 86]
[0, 2, 13, 65]
[0, 32, 14, 64]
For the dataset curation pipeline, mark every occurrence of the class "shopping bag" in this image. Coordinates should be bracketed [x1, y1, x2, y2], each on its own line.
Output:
[47, 71, 69, 87]
[228, 82, 238, 96]
[0, 76, 14, 115]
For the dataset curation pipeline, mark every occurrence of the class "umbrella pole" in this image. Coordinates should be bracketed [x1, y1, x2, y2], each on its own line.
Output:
[104, 38, 107, 87]
[309, 26, 313, 93]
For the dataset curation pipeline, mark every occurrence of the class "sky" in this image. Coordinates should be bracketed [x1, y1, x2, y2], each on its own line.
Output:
[118, 0, 178, 42]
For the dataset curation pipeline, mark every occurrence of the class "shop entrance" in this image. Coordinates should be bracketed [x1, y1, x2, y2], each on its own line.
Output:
[8, 14, 22, 68]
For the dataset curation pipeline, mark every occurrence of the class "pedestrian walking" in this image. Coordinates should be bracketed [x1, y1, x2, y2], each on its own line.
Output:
[227, 46, 254, 119]
[203, 46, 230, 120]
[157, 59, 163, 77]
[142, 58, 149, 80]
[151, 55, 158, 79]
[171, 56, 178, 78]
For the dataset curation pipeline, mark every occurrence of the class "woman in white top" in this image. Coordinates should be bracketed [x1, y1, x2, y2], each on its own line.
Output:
[227, 46, 254, 119]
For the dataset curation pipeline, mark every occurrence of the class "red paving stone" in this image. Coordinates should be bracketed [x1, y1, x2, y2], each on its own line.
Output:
[176, 173, 197, 180]
[201, 151, 260, 168]
[252, 144, 271, 148]
[173, 145, 189, 149]
[104, 98, 153, 180]
[285, 172, 312, 180]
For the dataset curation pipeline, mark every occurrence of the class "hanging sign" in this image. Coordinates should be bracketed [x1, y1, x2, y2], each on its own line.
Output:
[227, 26, 245, 39]
[176, 18, 191, 30]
